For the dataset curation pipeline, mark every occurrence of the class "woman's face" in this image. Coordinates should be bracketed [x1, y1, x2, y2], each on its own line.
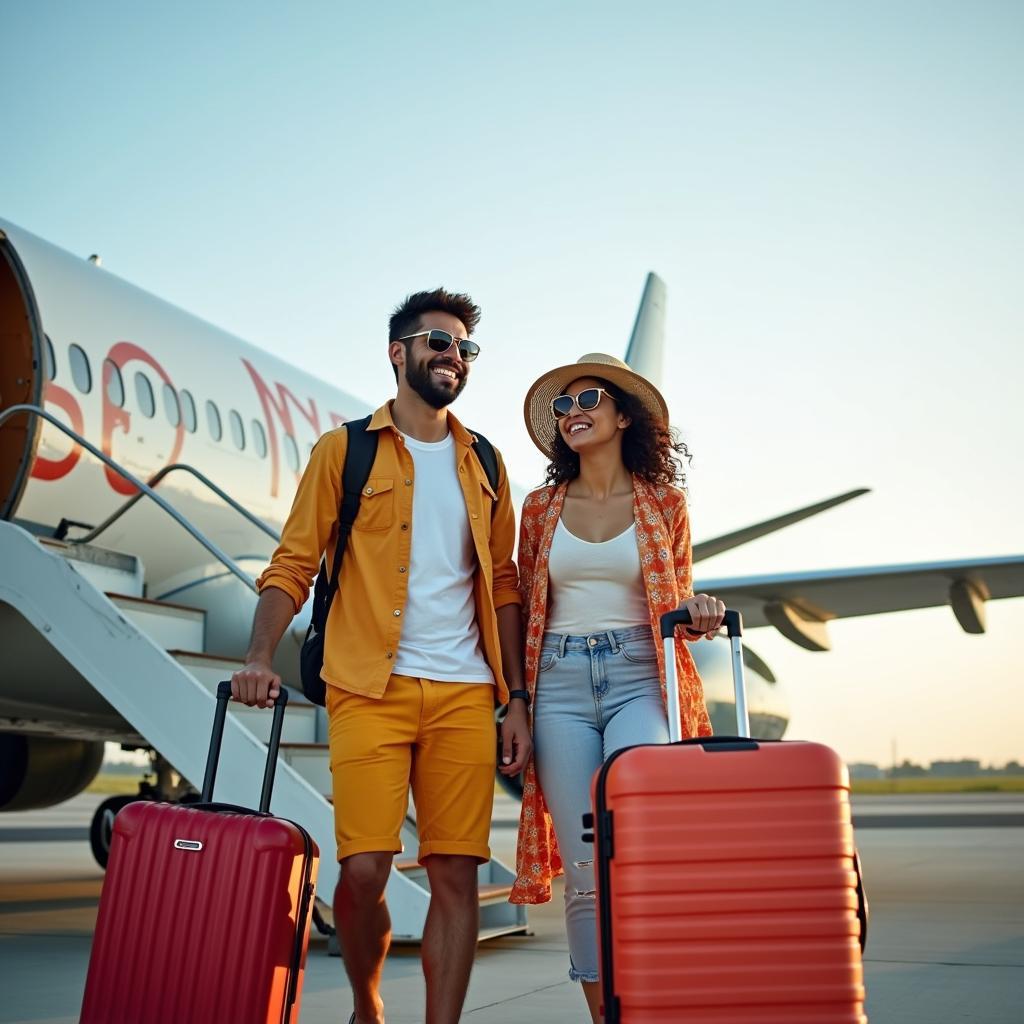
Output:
[556, 376, 631, 455]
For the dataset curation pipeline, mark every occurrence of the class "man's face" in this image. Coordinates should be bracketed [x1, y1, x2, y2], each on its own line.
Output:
[393, 311, 471, 409]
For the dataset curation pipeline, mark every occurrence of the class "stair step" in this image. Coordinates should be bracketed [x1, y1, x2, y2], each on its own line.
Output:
[169, 652, 317, 744]
[278, 741, 332, 794]
[41, 536, 144, 596]
[108, 593, 205, 651]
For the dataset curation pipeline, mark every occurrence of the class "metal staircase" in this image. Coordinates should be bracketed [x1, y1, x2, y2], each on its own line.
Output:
[0, 404, 527, 944]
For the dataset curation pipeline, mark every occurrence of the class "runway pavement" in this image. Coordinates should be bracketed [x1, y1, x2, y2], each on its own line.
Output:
[1, 792, 1021, 1023]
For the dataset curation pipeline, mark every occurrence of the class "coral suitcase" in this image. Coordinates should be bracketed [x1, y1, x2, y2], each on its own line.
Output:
[81, 682, 319, 1024]
[588, 609, 867, 1024]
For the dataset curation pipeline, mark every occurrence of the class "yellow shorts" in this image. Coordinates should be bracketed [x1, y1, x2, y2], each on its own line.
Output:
[325, 674, 496, 864]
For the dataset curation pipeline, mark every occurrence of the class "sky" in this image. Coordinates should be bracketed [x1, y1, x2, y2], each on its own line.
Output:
[2, 1, 1022, 766]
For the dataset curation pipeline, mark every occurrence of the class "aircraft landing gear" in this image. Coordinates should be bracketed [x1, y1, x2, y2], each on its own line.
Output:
[88, 753, 196, 869]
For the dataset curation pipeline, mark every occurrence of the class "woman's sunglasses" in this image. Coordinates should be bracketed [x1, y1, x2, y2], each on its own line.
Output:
[550, 387, 615, 420]
[397, 329, 481, 363]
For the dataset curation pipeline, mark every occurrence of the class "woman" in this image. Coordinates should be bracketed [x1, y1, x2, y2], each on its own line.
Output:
[510, 353, 724, 1023]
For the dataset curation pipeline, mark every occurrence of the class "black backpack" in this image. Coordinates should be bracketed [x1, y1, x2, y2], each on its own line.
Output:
[299, 415, 500, 705]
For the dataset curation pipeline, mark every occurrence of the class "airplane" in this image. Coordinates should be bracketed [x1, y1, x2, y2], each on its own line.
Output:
[2, 214, 1022, 858]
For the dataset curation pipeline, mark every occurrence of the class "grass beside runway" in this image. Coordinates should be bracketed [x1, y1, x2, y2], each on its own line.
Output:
[86, 773, 1024, 799]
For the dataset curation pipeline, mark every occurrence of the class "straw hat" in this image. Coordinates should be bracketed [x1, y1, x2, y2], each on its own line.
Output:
[523, 352, 670, 460]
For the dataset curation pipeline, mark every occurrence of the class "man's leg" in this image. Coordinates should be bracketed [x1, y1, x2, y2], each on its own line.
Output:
[412, 680, 496, 1024]
[422, 854, 480, 1024]
[334, 852, 393, 1024]
[327, 678, 421, 1024]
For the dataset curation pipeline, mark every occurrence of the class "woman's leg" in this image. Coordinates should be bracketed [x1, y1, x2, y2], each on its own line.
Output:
[532, 641, 605, 1020]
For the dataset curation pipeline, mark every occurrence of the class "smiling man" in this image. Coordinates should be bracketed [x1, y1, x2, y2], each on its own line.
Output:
[231, 289, 530, 1024]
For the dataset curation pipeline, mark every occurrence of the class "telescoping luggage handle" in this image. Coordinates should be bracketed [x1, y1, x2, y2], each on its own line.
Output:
[200, 681, 289, 813]
[660, 607, 749, 743]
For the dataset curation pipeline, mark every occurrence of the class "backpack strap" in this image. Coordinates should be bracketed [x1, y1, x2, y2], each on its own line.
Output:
[309, 415, 377, 632]
[469, 429, 500, 494]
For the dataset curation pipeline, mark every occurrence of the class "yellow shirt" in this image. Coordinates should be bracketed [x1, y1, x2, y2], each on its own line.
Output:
[256, 402, 522, 701]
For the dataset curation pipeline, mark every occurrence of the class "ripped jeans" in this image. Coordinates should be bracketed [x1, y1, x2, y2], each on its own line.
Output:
[532, 625, 669, 983]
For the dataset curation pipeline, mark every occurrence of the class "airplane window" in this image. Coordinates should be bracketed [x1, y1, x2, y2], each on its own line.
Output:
[104, 359, 124, 407]
[229, 410, 245, 451]
[68, 344, 92, 394]
[206, 400, 222, 442]
[135, 372, 156, 418]
[179, 389, 197, 433]
[283, 433, 300, 473]
[162, 383, 181, 428]
[43, 335, 56, 381]
[251, 419, 268, 459]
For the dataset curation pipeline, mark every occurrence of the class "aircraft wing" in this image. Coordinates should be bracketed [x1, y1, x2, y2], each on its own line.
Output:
[695, 554, 1024, 650]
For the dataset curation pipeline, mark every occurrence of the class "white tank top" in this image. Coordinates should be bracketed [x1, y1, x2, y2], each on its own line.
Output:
[546, 518, 650, 635]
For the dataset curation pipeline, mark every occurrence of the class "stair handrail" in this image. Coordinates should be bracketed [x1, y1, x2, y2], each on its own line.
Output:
[0, 404, 257, 592]
[72, 462, 280, 546]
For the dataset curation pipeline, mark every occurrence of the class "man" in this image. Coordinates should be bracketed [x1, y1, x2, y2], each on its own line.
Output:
[231, 289, 530, 1024]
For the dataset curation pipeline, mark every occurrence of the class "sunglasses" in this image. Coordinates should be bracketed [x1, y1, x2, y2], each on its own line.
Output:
[397, 329, 481, 363]
[550, 387, 615, 419]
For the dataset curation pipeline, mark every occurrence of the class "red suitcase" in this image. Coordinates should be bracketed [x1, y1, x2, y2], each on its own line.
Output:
[589, 609, 867, 1024]
[81, 682, 319, 1024]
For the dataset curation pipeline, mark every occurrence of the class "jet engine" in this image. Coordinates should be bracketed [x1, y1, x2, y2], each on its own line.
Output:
[0, 733, 104, 811]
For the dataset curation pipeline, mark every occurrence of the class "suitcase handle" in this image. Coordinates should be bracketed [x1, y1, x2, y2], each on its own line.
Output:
[660, 607, 742, 639]
[660, 607, 750, 740]
[200, 681, 289, 813]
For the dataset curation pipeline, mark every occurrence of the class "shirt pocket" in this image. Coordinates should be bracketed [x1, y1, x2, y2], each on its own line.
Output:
[354, 478, 395, 531]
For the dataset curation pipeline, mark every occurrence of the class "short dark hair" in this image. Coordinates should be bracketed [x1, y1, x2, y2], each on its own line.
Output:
[388, 288, 481, 342]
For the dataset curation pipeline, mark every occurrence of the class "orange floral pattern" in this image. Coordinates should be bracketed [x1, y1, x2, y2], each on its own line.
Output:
[509, 477, 712, 905]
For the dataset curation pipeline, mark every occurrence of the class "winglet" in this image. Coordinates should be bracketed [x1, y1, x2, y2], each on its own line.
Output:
[693, 488, 871, 563]
[624, 272, 667, 386]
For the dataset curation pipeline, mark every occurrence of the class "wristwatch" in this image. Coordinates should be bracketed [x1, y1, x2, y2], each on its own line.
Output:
[507, 689, 531, 707]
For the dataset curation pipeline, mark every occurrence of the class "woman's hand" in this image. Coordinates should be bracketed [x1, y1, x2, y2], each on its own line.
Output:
[682, 593, 726, 640]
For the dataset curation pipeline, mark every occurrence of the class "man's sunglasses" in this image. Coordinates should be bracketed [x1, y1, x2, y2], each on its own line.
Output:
[397, 329, 481, 363]
[550, 387, 615, 419]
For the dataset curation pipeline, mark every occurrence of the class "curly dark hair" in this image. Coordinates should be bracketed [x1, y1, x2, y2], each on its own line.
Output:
[544, 378, 691, 487]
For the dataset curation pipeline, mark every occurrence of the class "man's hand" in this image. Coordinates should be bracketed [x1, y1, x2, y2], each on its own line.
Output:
[231, 661, 282, 708]
[499, 702, 533, 776]
[682, 593, 727, 641]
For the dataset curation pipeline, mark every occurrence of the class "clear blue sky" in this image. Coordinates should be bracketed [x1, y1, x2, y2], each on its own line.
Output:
[3, 1, 1022, 765]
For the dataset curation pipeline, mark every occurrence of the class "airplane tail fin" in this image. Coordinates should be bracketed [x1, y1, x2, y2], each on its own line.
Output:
[624, 272, 667, 386]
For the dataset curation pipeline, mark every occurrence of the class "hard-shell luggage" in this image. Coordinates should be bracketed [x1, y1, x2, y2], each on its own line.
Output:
[587, 608, 867, 1024]
[81, 682, 319, 1024]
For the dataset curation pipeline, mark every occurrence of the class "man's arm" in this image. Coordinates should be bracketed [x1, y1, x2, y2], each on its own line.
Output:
[232, 429, 346, 706]
[490, 457, 530, 775]
[231, 587, 295, 708]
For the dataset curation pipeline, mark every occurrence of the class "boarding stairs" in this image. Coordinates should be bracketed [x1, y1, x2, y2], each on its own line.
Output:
[0, 405, 528, 945]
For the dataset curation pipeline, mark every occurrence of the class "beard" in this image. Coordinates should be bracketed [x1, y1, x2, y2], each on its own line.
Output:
[405, 355, 467, 409]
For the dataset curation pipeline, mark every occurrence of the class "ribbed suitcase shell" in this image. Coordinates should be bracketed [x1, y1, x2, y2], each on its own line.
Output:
[81, 799, 318, 1024]
[594, 739, 865, 1024]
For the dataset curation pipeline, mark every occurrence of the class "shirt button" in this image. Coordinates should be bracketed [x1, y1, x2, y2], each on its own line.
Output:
[393, 609, 401, 617]
[404, 478, 412, 486]
[459, 465, 465, 473]
[399, 566, 406, 573]
[387, 651, 393, 659]
[364, 487, 373, 495]
[401, 523, 409, 531]
[588, 637, 598, 647]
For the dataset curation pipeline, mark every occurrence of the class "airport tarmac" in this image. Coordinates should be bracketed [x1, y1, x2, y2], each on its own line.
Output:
[1, 792, 1021, 1023]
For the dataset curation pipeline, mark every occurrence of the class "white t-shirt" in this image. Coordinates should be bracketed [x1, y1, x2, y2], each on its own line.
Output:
[393, 432, 494, 684]
[546, 519, 650, 635]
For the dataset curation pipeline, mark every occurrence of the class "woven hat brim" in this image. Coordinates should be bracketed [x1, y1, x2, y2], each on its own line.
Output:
[523, 360, 670, 460]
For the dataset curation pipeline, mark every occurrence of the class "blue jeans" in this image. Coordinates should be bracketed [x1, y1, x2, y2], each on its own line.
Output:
[532, 625, 668, 983]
